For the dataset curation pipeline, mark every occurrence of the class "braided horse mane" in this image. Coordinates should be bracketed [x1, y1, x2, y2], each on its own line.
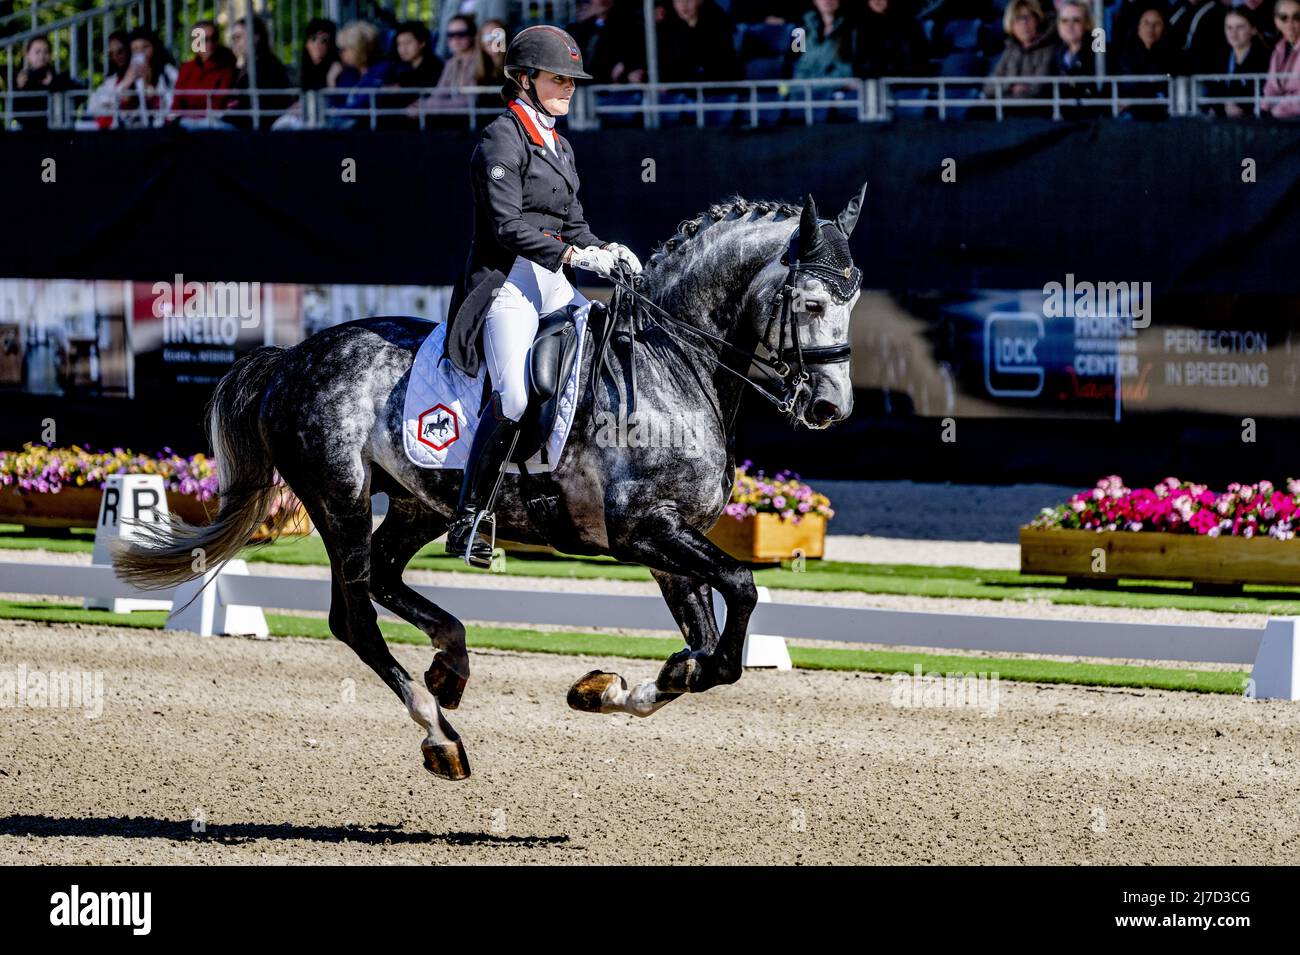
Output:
[642, 196, 803, 273]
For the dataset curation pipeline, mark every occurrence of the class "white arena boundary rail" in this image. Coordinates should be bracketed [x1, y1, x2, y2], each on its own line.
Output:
[0, 558, 1297, 699]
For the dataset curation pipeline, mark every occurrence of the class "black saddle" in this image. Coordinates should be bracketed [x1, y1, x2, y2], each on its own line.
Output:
[504, 301, 604, 465]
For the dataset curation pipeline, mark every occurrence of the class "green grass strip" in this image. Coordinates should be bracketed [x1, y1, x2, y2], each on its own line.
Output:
[0, 597, 1249, 695]
[4, 523, 1299, 616]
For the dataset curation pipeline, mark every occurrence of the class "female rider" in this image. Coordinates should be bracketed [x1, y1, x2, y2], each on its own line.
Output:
[442, 24, 641, 566]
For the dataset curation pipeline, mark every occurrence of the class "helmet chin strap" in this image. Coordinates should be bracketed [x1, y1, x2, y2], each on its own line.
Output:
[522, 72, 555, 119]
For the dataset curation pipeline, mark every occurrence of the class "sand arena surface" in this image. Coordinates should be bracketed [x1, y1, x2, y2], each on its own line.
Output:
[0, 618, 1297, 865]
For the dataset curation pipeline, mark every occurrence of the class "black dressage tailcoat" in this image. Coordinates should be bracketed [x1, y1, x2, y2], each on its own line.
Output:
[443, 100, 605, 377]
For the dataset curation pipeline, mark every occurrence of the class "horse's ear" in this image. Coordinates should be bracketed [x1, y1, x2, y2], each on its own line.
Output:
[798, 194, 822, 259]
[835, 182, 867, 237]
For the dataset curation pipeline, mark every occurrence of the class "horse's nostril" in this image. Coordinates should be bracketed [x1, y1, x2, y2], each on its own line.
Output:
[812, 399, 839, 421]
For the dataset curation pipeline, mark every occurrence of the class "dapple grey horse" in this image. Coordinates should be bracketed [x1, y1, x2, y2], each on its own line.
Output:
[114, 188, 866, 780]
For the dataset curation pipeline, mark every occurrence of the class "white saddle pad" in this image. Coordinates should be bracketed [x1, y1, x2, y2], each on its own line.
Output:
[401, 305, 589, 473]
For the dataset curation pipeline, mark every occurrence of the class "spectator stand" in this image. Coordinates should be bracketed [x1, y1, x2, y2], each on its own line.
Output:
[6, 0, 1300, 129]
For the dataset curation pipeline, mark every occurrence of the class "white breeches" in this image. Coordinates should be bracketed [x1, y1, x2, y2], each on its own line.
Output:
[483, 253, 589, 421]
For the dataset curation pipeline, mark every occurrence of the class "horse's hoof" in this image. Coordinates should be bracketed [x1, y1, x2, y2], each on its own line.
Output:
[425, 655, 468, 710]
[422, 739, 471, 780]
[567, 670, 625, 713]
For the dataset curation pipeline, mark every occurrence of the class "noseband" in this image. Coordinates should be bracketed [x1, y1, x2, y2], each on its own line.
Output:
[606, 254, 858, 414]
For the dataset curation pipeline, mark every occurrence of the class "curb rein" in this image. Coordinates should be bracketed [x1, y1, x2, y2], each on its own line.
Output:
[603, 258, 857, 414]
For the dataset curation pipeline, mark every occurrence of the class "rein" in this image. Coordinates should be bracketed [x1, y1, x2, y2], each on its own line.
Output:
[604, 260, 853, 414]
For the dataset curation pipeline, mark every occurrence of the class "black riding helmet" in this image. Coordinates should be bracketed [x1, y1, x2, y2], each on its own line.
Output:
[504, 25, 592, 117]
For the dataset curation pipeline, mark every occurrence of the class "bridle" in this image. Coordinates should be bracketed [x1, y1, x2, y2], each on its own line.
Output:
[604, 246, 859, 414]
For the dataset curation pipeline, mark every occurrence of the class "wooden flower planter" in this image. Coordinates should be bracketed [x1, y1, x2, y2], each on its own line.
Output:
[707, 513, 826, 564]
[0, 486, 104, 527]
[0, 486, 311, 542]
[1019, 526, 1300, 592]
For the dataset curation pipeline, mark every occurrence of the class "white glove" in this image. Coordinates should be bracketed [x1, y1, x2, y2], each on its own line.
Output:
[569, 245, 617, 277]
[603, 242, 643, 275]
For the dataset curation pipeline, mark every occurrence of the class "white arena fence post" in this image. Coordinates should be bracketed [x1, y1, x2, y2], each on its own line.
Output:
[1249, 617, 1300, 701]
[712, 585, 792, 670]
[166, 559, 269, 638]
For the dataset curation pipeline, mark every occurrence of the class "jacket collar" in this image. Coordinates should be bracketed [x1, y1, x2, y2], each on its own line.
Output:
[512, 96, 556, 132]
[506, 99, 576, 190]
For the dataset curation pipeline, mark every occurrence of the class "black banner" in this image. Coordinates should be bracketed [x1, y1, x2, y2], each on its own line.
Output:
[5, 119, 1300, 293]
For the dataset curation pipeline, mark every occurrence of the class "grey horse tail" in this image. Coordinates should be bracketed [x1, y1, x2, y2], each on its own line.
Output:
[111, 346, 287, 590]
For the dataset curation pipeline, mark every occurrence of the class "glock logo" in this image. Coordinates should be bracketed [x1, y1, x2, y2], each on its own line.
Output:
[983, 312, 1045, 398]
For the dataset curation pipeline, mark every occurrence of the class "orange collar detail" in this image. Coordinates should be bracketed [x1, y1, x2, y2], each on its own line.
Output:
[508, 100, 547, 148]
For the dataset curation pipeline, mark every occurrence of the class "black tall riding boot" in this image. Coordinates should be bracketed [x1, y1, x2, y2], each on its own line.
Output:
[445, 391, 521, 567]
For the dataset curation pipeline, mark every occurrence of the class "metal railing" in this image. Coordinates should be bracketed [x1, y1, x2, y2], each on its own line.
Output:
[883, 74, 1183, 121]
[324, 83, 504, 129]
[580, 77, 869, 128]
[8, 74, 1300, 130]
[1189, 73, 1300, 114]
[57, 84, 301, 128]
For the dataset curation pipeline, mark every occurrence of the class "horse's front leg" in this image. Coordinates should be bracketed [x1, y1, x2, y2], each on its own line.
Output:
[567, 517, 756, 716]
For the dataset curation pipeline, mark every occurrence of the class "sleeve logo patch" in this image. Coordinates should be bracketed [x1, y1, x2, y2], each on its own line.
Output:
[489, 164, 506, 180]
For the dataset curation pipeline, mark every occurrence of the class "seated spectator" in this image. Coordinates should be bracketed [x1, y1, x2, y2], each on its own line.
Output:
[984, 0, 1059, 102]
[298, 18, 340, 91]
[392, 21, 443, 90]
[793, 0, 857, 80]
[172, 20, 237, 122]
[1167, 0, 1230, 72]
[1243, 0, 1277, 41]
[1054, 0, 1102, 112]
[1113, 0, 1171, 51]
[1054, 0, 1096, 73]
[1119, 5, 1180, 72]
[568, 0, 648, 84]
[855, 0, 928, 77]
[1262, 0, 1300, 116]
[270, 18, 339, 129]
[475, 18, 511, 118]
[226, 15, 293, 130]
[657, 0, 742, 82]
[1208, 8, 1271, 115]
[377, 21, 443, 127]
[410, 14, 479, 124]
[327, 20, 395, 126]
[1117, 5, 1179, 116]
[478, 18, 508, 79]
[14, 35, 78, 130]
[107, 30, 131, 82]
[437, 0, 509, 60]
[85, 28, 178, 128]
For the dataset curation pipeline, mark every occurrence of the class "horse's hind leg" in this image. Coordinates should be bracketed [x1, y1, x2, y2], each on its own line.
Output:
[298, 483, 470, 779]
[369, 496, 470, 709]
